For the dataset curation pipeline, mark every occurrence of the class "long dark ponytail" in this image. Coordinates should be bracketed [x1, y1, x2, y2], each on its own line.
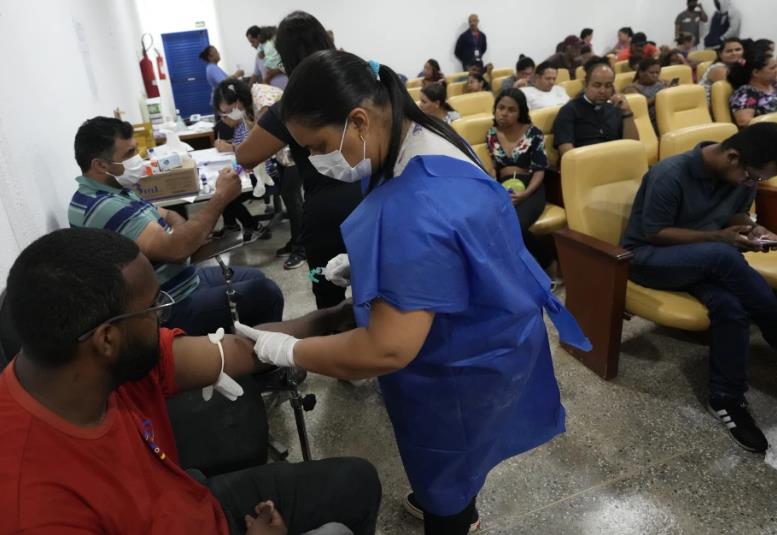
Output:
[281, 50, 484, 191]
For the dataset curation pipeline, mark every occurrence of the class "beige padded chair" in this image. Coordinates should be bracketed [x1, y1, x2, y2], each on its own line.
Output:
[688, 49, 718, 64]
[659, 123, 738, 160]
[448, 92, 495, 118]
[445, 71, 469, 84]
[529, 105, 562, 169]
[554, 140, 709, 379]
[710, 80, 734, 123]
[696, 60, 713, 81]
[614, 72, 635, 93]
[472, 143, 494, 176]
[623, 94, 658, 166]
[490, 67, 513, 79]
[614, 60, 632, 74]
[750, 112, 777, 125]
[452, 115, 493, 145]
[560, 79, 583, 99]
[555, 68, 571, 83]
[406, 77, 423, 88]
[447, 81, 467, 98]
[407, 86, 422, 101]
[655, 84, 711, 136]
[491, 76, 510, 95]
[659, 64, 693, 85]
[575, 66, 586, 81]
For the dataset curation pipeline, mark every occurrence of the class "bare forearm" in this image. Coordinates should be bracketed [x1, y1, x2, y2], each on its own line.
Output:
[164, 210, 187, 228]
[293, 329, 407, 380]
[168, 196, 230, 258]
[524, 170, 545, 196]
[258, 308, 340, 339]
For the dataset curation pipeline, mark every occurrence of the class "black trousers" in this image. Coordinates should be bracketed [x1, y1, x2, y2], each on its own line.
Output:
[424, 497, 477, 535]
[207, 457, 381, 535]
[279, 165, 305, 254]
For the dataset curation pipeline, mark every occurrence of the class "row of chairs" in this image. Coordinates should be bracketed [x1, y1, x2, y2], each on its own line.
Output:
[555, 139, 777, 378]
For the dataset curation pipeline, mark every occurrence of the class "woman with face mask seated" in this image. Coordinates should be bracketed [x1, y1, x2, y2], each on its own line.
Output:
[233, 50, 590, 535]
[418, 82, 461, 124]
[211, 79, 271, 241]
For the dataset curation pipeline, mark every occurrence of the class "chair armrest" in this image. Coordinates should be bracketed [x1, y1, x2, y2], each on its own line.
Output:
[553, 228, 634, 262]
[756, 184, 777, 234]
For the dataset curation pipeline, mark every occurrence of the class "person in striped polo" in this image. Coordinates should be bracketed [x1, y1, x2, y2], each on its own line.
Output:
[68, 117, 284, 336]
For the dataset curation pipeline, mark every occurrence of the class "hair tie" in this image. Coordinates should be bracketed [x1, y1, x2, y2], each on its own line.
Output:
[367, 60, 381, 80]
[227, 84, 235, 91]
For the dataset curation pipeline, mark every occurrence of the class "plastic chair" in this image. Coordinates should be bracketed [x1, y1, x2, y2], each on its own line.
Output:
[659, 123, 737, 160]
[448, 92, 495, 118]
[553, 140, 710, 379]
[623, 94, 658, 166]
[710, 80, 734, 123]
[659, 64, 693, 85]
[655, 84, 711, 136]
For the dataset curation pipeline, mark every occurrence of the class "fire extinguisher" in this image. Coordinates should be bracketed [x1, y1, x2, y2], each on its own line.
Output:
[139, 33, 159, 98]
[155, 47, 167, 80]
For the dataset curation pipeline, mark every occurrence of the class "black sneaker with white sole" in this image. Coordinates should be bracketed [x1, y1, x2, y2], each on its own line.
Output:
[403, 493, 481, 532]
[283, 253, 306, 270]
[707, 397, 768, 453]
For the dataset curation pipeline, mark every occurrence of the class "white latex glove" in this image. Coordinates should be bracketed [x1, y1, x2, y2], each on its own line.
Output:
[203, 328, 245, 402]
[323, 254, 351, 288]
[233, 322, 299, 368]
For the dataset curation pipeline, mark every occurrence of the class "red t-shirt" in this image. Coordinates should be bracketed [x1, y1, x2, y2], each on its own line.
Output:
[0, 328, 229, 535]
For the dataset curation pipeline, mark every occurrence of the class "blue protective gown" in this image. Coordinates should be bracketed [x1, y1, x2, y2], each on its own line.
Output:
[341, 154, 590, 516]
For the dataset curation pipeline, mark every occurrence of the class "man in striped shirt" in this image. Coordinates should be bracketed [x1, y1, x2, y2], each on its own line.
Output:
[69, 117, 284, 336]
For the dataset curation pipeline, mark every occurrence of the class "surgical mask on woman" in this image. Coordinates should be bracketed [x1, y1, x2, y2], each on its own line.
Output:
[225, 107, 245, 121]
[308, 118, 372, 182]
[108, 154, 147, 187]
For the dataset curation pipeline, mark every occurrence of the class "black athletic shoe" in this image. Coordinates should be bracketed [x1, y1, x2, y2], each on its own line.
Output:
[211, 224, 240, 239]
[707, 397, 769, 453]
[403, 493, 481, 532]
[276, 243, 293, 257]
[283, 253, 306, 270]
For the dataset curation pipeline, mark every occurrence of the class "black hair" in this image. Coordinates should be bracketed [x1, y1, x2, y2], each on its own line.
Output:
[7, 228, 140, 367]
[421, 82, 453, 112]
[753, 38, 775, 54]
[258, 26, 277, 42]
[618, 27, 634, 38]
[722, 123, 777, 168]
[676, 33, 694, 46]
[246, 25, 261, 38]
[198, 45, 215, 62]
[280, 50, 483, 190]
[468, 72, 490, 91]
[493, 88, 531, 126]
[728, 48, 773, 89]
[275, 11, 334, 75]
[581, 44, 593, 55]
[581, 28, 594, 40]
[583, 56, 613, 82]
[717, 37, 744, 61]
[628, 54, 644, 71]
[714, 0, 720, 10]
[535, 61, 557, 76]
[632, 32, 647, 46]
[212, 79, 254, 121]
[634, 57, 660, 82]
[516, 55, 535, 73]
[74, 117, 133, 173]
[425, 59, 443, 81]
[659, 49, 684, 67]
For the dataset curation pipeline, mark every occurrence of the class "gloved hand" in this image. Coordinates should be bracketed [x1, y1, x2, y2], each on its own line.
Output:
[203, 328, 245, 402]
[323, 254, 351, 288]
[234, 322, 299, 368]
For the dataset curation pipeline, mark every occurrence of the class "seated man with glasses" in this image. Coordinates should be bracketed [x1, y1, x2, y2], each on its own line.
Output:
[621, 123, 777, 454]
[0, 228, 381, 535]
[69, 117, 284, 336]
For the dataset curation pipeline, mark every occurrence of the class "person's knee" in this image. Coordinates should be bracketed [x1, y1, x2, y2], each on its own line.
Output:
[698, 243, 748, 274]
[234, 269, 284, 322]
[339, 457, 382, 506]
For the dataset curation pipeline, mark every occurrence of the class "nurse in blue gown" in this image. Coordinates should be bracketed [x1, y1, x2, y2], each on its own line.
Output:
[235, 50, 590, 535]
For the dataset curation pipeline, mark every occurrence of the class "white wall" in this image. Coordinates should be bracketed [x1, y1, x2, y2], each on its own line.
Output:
[216, 0, 776, 79]
[0, 0, 146, 280]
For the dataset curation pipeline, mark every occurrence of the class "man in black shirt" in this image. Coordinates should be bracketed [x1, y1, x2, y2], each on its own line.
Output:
[552, 58, 639, 159]
[454, 14, 487, 71]
[622, 124, 777, 454]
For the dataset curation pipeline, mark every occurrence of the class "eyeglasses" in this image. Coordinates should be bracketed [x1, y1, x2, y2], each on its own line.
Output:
[743, 167, 770, 185]
[77, 291, 176, 342]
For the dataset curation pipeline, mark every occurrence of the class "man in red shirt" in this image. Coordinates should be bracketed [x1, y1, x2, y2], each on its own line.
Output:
[0, 228, 380, 535]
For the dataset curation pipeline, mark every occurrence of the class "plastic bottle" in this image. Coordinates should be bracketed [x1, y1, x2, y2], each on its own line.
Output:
[175, 109, 186, 131]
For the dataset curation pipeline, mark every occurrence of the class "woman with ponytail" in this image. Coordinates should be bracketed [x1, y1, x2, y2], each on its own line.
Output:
[234, 50, 590, 535]
[728, 48, 777, 127]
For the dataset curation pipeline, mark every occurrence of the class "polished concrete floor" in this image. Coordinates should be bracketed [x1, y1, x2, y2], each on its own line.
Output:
[225, 219, 777, 535]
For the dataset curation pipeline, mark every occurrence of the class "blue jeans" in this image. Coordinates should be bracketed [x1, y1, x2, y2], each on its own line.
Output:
[165, 267, 284, 336]
[629, 242, 777, 400]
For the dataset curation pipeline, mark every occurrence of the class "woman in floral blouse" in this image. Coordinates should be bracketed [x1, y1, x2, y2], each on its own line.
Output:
[728, 48, 777, 128]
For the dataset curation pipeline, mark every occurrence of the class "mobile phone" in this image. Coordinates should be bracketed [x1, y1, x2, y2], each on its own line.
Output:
[670, 77, 680, 87]
[755, 238, 777, 246]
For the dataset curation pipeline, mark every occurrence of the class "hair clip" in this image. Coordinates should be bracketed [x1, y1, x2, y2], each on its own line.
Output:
[367, 60, 381, 80]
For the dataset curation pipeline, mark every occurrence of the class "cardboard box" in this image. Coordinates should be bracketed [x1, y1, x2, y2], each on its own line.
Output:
[134, 159, 200, 201]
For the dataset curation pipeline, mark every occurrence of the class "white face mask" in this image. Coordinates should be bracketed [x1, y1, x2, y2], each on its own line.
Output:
[308, 118, 372, 183]
[108, 154, 147, 187]
[225, 107, 245, 121]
